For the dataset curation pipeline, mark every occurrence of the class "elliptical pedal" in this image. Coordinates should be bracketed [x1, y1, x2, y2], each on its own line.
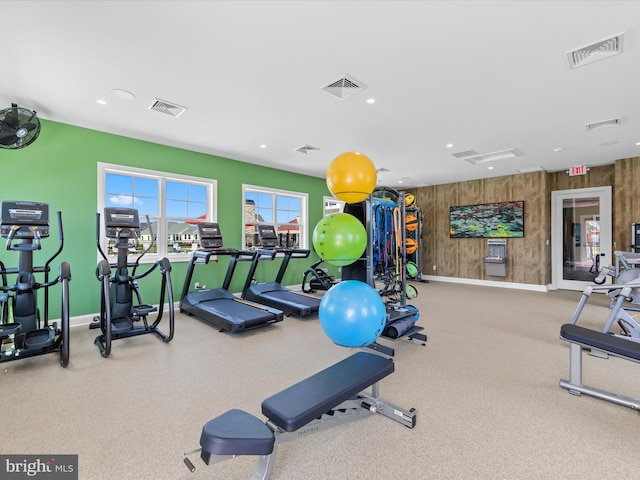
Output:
[131, 304, 157, 317]
[111, 317, 134, 333]
[23, 327, 56, 349]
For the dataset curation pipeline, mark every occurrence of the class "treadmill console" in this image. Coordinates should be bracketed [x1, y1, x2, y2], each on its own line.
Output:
[0, 201, 50, 238]
[104, 207, 141, 239]
[257, 224, 278, 249]
[198, 223, 223, 249]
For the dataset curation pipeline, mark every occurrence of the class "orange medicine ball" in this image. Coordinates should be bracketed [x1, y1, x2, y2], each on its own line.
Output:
[405, 215, 418, 232]
[405, 237, 418, 255]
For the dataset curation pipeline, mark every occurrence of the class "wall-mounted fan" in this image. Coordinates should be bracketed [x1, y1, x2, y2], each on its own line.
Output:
[0, 103, 41, 149]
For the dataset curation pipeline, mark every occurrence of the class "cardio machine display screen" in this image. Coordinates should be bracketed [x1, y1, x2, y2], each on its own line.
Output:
[0, 201, 50, 238]
[198, 223, 223, 249]
[257, 224, 278, 248]
[104, 208, 141, 239]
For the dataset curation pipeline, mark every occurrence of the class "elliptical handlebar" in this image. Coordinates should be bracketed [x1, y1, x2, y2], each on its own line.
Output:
[3, 225, 42, 251]
[131, 214, 154, 276]
[44, 210, 65, 273]
[4, 226, 18, 251]
[96, 212, 109, 263]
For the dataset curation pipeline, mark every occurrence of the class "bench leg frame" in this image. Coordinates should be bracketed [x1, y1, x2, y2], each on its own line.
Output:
[560, 342, 640, 410]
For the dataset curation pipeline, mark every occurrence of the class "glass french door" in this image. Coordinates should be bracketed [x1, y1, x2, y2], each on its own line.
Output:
[551, 186, 612, 290]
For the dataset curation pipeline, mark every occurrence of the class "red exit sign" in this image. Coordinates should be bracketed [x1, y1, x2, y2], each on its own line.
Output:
[569, 165, 587, 176]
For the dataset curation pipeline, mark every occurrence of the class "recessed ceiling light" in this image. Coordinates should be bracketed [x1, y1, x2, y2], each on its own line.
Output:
[111, 88, 136, 100]
[553, 147, 564, 152]
[446, 143, 454, 148]
[260, 144, 267, 148]
[636, 142, 640, 146]
[366, 98, 376, 104]
[488, 166, 494, 170]
[96, 99, 107, 105]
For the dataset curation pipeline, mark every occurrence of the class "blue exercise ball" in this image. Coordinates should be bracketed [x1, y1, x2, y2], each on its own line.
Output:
[319, 280, 386, 348]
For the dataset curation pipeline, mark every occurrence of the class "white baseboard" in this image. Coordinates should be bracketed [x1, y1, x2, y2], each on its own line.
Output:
[421, 275, 550, 292]
[71, 313, 98, 328]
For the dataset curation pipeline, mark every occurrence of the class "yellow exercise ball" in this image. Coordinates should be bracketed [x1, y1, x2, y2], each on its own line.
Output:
[326, 151, 377, 203]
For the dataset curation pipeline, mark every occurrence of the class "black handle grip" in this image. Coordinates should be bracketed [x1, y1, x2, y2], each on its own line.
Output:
[183, 457, 196, 473]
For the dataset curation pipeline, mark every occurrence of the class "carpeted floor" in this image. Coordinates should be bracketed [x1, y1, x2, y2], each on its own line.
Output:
[3, 281, 640, 479]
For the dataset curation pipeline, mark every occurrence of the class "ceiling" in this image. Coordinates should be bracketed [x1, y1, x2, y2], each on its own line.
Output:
[3, 1, 640, 188]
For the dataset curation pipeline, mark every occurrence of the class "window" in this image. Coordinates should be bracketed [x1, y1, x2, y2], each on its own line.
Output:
[98, 163, 216, 262]
[243, 185, 308, 249]
[323, 196, 344, 216]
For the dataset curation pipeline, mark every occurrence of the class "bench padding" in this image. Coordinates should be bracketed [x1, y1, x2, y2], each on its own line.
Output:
[560, 323, 640, 361]
[200, 409, 275, 456]
[261, 352, 394, 432]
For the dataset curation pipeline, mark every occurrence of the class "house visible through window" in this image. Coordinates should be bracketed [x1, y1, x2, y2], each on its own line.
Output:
[323, 196, 344, 216]
[243, 185, 307, 249]
[98, 163, 216, 261]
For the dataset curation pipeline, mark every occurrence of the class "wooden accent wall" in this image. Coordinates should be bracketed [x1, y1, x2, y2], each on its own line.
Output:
[410, 161, 626, 286]
[614, 158, 640, 252]
[549, 164, 614, 192]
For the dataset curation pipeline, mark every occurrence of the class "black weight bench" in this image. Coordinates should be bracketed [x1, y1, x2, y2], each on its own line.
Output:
[183, 351, 416, 479]
[560, 323, 640, 411]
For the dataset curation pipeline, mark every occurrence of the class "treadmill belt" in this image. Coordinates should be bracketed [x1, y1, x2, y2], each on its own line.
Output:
[262, 290, 319, 307]
[199, 298, 276, 323]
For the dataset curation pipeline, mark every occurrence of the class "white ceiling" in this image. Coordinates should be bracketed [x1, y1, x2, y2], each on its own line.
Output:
[3, 1, 640, 188]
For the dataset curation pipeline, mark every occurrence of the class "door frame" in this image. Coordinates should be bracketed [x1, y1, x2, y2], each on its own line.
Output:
[551, 186, 612, 291]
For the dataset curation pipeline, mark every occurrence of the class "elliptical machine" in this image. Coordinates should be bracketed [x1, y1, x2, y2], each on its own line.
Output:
[0, 201, 71, 367]
[91, 207, 174, 358]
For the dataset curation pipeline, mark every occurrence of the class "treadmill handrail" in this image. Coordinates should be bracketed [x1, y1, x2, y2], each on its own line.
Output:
[241, 249, 277, 297]
[198, 247, 255, 258]
[255, 249, 278, 260]
[287, 248, 310, 258]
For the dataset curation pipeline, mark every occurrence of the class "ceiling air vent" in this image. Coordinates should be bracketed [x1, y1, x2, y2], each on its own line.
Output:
[452, 149, 523, 165]
[518, 166, 546, 174]
[149, 99, 187, 117]
[322, 74, 366, 99]
[566, 32, 624, 69]
[585, 117, 622, 132]
[464, 149, 523, 165]
[451, 150, 479, 159]
[295, 145, 320, 154]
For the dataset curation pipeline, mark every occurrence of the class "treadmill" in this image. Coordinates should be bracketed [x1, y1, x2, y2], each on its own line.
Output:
[180, 223, 284, 333]
[241, 224, 320, 318]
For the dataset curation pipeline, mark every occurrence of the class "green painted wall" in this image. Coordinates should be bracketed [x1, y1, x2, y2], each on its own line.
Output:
[0, 120, 331, 319]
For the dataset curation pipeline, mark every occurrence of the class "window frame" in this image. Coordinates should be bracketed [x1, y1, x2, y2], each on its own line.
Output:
[323, 196, 345, 216]
[242, 184, 308, 250]
[97, 162, 217, 263]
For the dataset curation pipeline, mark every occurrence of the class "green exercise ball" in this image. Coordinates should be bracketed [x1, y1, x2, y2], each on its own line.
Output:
[312, 213, 367, 266]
